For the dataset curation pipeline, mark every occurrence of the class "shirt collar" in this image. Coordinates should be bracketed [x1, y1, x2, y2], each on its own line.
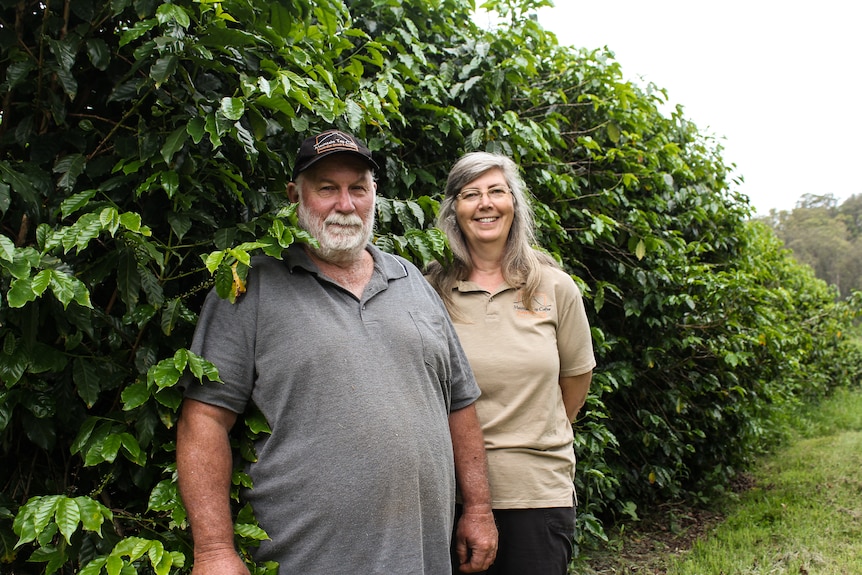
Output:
[284, 242, 409, 282]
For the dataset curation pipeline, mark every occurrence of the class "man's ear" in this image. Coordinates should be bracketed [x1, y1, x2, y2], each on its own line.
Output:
[287, 181, 298, 203]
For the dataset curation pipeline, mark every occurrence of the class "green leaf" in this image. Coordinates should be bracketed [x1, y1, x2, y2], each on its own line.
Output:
[220, 97, 245, 121]
[56, 496, 81, 544]
[234, 121, 257, 158]
[159, 298, 181, 335]
[82, 424, 113, 466]
[100, 207, 121, 235]
[0, 342, 27, 386]
[204, 250, 226, 274]
[75, 496, 110, 532]
[105, 551, 123, 574]
[86, 38, 111, 71]
[154, 386, 183, 410]
[4, 60, 33, 91]
[7, 278, 36, 308]
[187, 116, 206, 144]
[235, 522, 269, 541]
[60, 189, 97, 219]
[0, 161, 40, 208]
[161, 127, 187, 164]
[101, 433, 122, 463]
[227, 247, 251, 266]
[160, 170, 180, 199]
[62, 211, 102, 253]
[120, 433, 143, 464]
[173, 348, 189, 373]
[186, 351, 220, 383]
[119, 211, 142, 233]
[606, 122, 621, 143]
[0, 234, 14, 262]
[48, 270, 77, 308]
[148, 359, 181, 389]
[204, 113, 224, 148]
[147, 480, 177, 512]
[0, 181, 10, 215]
[48, 37, 77, 71]
[70, 418, 98, 456]
[167, 212, 191, 240]
[119, 19, 156, 47]
[150, 55, 178, 86]
[33, 496, 61, 538]
[214, 264, 234, 300]
[54, 154, 87, 192]
[244, 410, 271, 435]
[80, 557, 108, 575]
[140, 267, 165, 307]
[73, 358, 102, 408]
[121, 381, 150, 410]
[117, 250, 141, 308]
[156, 4, 191, 28]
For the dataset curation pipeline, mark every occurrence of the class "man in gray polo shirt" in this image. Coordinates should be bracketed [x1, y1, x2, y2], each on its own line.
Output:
[176, 129, 497, 575]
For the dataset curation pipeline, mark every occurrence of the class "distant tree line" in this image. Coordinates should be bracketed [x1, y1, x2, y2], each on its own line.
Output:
[760, 193, 862, 298]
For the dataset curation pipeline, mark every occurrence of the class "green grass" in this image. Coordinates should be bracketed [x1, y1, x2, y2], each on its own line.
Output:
[665, 386, 862, 575]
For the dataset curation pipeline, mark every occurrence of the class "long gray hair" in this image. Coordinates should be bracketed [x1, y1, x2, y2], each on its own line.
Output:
[426, 151, 558, 314]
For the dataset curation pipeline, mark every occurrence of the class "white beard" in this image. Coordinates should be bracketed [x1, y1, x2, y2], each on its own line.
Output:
[297, 200, 374, 264]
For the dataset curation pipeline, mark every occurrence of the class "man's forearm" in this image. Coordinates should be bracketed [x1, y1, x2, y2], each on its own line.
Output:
[448, 404, 492, 511]
[176, 399, 239, 556]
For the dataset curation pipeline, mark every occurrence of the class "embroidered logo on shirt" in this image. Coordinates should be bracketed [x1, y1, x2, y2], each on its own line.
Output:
[514, 291, 552, 318]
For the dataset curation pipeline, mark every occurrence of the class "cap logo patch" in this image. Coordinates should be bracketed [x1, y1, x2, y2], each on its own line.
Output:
[314, 131, 359, 156]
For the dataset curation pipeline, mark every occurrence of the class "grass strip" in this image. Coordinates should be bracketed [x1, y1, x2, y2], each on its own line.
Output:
[666, 386, 862, 574]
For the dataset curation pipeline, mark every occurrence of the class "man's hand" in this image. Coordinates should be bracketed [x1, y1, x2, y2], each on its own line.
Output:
[453, 508, 497, 573]
[190, 543, 250, 575]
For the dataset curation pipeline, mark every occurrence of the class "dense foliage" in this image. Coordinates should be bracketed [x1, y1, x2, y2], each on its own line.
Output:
[1, 0, 859, 572]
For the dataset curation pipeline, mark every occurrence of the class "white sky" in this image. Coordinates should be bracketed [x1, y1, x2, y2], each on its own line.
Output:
[528, 1, 862, 216]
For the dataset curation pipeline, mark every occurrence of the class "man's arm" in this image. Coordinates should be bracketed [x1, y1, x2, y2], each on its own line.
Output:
[176, 398, 249, 575]
[448, 404, 497, 573]
[560, 372, 592, 422]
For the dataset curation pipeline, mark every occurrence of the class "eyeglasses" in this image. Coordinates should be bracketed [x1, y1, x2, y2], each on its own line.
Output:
[456, 187, 511, 203]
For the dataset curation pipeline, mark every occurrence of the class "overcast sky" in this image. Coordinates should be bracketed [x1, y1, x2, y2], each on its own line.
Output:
[528, 1, 862, 216]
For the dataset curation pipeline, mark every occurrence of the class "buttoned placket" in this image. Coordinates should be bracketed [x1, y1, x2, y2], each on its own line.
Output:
[359, 264, 387, 320]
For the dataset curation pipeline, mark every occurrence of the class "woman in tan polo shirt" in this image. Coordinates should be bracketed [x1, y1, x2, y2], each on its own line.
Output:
[426, 151, 596, 575]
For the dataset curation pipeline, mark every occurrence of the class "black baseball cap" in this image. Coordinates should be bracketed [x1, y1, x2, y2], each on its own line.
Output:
[291, 129, 379, 180]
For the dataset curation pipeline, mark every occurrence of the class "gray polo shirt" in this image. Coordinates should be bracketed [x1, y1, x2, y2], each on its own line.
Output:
[184, 243, 479, 574]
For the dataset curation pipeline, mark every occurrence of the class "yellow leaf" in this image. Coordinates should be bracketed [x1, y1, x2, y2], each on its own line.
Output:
[635, 239, 646, 260]
[231, 262, 246, 300]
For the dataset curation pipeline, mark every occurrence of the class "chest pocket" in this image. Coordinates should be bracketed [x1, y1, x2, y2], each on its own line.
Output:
[408, 311, 452, 383]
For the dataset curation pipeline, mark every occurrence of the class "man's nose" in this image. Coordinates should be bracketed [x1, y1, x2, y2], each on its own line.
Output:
[333, 188, 356, 211]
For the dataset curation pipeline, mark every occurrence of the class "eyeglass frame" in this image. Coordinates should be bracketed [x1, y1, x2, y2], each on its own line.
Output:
[455, 186, 512, 203]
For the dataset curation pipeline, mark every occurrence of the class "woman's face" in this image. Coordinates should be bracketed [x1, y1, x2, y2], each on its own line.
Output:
[454, 167, 515, 253]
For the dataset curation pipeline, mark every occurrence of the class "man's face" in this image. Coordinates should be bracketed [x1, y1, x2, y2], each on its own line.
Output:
[292, 154, 377, 264]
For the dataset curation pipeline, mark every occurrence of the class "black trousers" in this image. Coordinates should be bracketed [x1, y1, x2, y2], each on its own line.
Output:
[452, 505, 576, 575]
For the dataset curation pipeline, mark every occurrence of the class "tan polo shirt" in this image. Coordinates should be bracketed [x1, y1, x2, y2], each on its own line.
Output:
[450, 264, 596, 508]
